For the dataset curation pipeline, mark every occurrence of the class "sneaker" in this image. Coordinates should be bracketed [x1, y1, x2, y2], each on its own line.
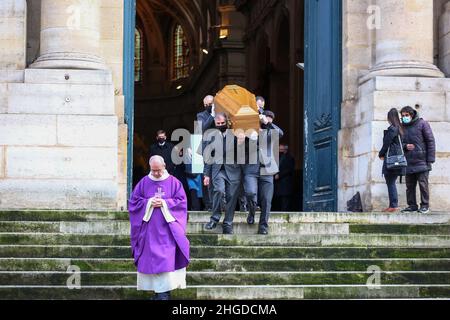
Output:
[401, 206, 418, 213]
[418, 207, 430, 214]
[384, 208, 399, 213]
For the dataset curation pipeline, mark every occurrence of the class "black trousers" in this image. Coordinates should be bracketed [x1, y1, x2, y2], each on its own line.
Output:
[405, 171, 430, 209]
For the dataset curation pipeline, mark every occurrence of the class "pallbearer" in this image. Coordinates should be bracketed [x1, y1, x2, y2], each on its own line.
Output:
[128, 155, 190, 300]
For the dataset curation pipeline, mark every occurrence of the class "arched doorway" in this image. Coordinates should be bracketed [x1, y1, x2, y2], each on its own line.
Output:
[124, 0, 342, 212]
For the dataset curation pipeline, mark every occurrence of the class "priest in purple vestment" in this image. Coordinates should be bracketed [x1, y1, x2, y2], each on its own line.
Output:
[128, 155, 190, 300]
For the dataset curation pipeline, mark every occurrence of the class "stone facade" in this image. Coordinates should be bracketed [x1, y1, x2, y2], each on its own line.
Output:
[339, 0, 450, 211]
[0, 0, 450, 211]
[0, 0, 124, 210]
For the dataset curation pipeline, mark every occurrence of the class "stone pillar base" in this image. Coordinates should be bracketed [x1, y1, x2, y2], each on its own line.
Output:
[30, 52, 106, 70]
[360, 62, 445, 84]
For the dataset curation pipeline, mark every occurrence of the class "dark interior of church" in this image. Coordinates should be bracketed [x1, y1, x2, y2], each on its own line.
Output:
[132, 0, 305, 211]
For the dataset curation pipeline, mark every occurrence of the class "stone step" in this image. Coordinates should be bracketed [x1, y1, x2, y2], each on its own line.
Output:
[0, 221, 349, 235]
[1, 271, 449, 286]
[1, 245, 449, 259]
[1, 258, 449, 272]
[0, 285, 449, 300]
[0, 233, 449, 247]
[1, 221, 449, 235]
[1, 211, 449, 224]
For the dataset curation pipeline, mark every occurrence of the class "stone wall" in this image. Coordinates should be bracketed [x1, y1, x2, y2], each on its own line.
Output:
[340, 0, 450, 212]
[0, 1, 123, 210]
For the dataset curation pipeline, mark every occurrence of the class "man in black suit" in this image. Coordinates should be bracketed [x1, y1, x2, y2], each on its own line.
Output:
[149, 130, 175, 175]
[196, 95, 216, 211]
[196, 95, 216, 135]
[274, 144, 295, 211]
[203, 113, 242, 234]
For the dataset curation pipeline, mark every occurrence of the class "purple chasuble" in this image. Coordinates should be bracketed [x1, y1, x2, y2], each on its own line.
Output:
[128, 174, 190, 274]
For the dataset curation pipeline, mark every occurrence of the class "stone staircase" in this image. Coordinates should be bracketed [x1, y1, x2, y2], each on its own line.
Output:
[0, 210, 449, 300]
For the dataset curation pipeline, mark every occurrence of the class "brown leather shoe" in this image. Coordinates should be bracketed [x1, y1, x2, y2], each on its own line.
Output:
[386, 208, 399, 213]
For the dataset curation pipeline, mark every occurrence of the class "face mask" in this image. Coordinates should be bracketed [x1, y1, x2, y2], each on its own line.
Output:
[157, 138, 166, 144]
[216, 125, 227, 133]
[206, 105, 213, 113]
[402, 116, 412, 124]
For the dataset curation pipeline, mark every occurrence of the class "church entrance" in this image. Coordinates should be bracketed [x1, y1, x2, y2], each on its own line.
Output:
[123, 0, 341, 212]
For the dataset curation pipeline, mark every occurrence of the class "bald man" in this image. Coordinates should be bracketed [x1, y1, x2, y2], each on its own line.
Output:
[128, 155, 190, 300]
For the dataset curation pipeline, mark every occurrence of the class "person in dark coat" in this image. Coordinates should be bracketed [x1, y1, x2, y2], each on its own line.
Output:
[378, 108, 406, 212]
[149, 130, 176, 175]
[196, 95, 216, 211]
[274, 144, 295, 211]
[399, 106, 436, 213]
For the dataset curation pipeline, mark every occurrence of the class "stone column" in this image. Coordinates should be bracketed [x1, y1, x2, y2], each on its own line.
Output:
[0, 0, 27, 81]
[31, 0, 106, 70]
[361, 0, 444, 82]
[439, 1, 450, 77]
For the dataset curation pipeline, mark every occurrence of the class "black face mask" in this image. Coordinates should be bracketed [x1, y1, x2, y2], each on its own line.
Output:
[157, 138, 166, 144]
[206, 105, 213, 114]
[216, 125, 227, 133]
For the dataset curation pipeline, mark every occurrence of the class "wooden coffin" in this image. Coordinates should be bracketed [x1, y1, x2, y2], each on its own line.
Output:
[214, 85, 260, 133]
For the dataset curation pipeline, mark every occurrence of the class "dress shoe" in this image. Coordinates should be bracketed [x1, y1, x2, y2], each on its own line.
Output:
[153, 291, 171, 300]
[258, 227, 268, 235]
[222, 226, 234, 234]
[205, 221, 217, 230]
[246, 213, 255, 225]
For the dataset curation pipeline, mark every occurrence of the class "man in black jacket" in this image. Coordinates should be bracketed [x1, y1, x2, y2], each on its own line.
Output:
[149, 130, 176, 175]
[400, 106, 436, 214]
[196, 95, 216, 211]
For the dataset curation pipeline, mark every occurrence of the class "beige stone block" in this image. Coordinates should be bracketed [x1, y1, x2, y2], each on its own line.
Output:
[0, 114, 57, 146]
[116, 183, 128, 211]
[373, 91, 446, 122]
[0, 147, 4, 178]
[0, 0, 27, 16]
[0, 17, 26, 40]
[118, 124, 128, 155]
[447, 92, 450, 121]
[0, 179, 118, 210]
[0, 70, 24, 83]
[24, 69, 113, 85]
[343, 0, 371, 14]
[8, 83, 115, 115]
[115, 95, 125, 121]
[374, 77, 450, 92]
[57, 115, 118, 147]
[108, 63, 123, 92]
[429, 155, 450, 184]
[100, 7, 123, 40]
[429, 122, 450, 152]
[0, 84, 7, 113]
[100, 40, 123, 63]
[6, 147, 117, 180]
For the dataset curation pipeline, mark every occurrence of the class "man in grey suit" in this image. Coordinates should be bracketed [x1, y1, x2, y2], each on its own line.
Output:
[251, 110, 284, 235]
[203, 113, 242, 234]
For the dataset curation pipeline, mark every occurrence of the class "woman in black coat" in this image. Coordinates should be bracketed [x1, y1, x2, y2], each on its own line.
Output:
[378, 108, 406, 212]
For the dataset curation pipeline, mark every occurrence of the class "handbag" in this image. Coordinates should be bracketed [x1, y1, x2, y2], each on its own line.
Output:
[386, 135, 408, 170]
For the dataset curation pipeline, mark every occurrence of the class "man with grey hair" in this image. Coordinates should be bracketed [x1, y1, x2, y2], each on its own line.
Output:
[128, 155, 190, 300]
